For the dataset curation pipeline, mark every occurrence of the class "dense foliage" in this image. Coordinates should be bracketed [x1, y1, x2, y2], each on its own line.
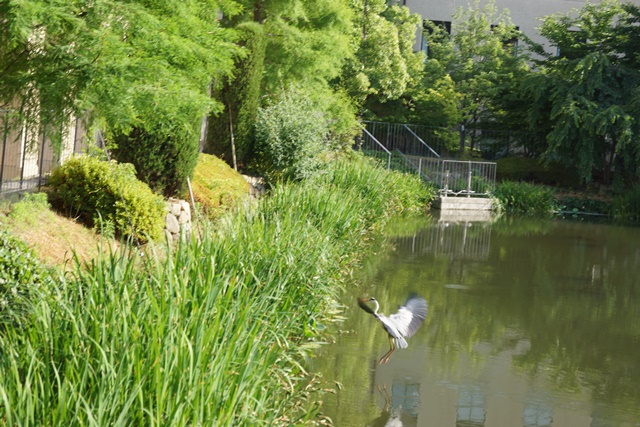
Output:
[526, 0, 640, 185]
[420, 1, 531, 138]
[0, 0, 236, 150]
[187, 153, 250, 219]
[47, 156, 165, 242]
[205, 22, 266, 168]
[111, 123, 200, 197]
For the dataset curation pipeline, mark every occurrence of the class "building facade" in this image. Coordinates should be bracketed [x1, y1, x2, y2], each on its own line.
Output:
[403, 0, 640, 54]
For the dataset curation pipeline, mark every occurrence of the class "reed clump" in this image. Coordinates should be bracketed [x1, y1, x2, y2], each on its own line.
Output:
[0, 155, 434, 426]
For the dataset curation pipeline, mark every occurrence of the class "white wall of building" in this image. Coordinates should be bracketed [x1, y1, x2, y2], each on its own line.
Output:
[404, 0, 640, 54]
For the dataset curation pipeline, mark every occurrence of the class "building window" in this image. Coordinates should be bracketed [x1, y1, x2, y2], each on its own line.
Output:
[422, 20, 451, 56]
[491, 24, 520, 55]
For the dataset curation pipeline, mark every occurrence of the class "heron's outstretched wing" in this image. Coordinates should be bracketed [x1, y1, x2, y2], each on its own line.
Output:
[389, 296, 427, 338]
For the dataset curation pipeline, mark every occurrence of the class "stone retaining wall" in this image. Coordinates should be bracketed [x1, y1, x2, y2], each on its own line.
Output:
[165, 198, 191, 243]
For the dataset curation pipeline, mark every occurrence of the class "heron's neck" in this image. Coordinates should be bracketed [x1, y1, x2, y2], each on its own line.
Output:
[372, 299, 380, 315]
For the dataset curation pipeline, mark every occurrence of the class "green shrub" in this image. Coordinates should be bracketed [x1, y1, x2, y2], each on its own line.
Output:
[493, 180, 557, 215]
[254, 91, 328, 182]
[0, 229, 53, 330]
[111, 122, 200, 197]
[47, 156, 165, 242]
[612, 186, 640, 224]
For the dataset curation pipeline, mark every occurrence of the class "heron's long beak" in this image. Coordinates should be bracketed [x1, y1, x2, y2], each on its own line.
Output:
[357, 298, 375, 314]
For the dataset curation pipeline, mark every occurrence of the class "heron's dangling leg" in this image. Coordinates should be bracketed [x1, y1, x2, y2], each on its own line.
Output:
[378, 336, 396, 365]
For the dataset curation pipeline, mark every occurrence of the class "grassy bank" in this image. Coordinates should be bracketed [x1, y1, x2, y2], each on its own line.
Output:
[0, 155, 433, 426]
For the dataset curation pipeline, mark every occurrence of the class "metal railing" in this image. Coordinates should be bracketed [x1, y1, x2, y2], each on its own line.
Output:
[356, 125, 497, 197]
[363, 120, 540, 159]
[0, 111, 92, 195]
[359, 127, 392, 169]
[430, 159, 496, 197]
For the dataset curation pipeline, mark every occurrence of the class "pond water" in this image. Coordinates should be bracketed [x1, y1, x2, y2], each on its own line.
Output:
[311, 213, 640, 427]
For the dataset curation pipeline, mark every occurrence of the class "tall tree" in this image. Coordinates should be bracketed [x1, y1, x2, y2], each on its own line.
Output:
[421, 0, 531, 149]
[338, 0, 425, 117]
[205, 22, 266, 169]
[0, 0, 238, 195]
[205, 0, 357, 162]
[525, 0, 640, 185]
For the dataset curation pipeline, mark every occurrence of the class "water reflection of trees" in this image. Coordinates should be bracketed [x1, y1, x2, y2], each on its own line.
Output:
[313, 218, 640, 425]
[395, 219, 640, 419]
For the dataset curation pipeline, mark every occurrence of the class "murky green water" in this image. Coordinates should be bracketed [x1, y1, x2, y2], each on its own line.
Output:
[312, 214, 640, 427]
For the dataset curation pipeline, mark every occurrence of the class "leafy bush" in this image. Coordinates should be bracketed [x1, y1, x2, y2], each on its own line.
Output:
[493, 180, 557, 215]
[111, 123, 200, 197]
[47, 156, 165, 242]
[612, 186, 640, 224]
[0, 229, 53, 330]
[254, 91, 328, 182]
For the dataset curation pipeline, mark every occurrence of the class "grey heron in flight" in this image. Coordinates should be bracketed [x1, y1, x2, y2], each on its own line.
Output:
[358, 295, 428, 365]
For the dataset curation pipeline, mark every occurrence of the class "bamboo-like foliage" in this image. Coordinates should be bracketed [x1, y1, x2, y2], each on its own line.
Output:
[0, 156, 434, 426]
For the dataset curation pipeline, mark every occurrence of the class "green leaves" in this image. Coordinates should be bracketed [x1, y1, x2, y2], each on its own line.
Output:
[420, 0, 531, 132]
[47, 155, 165, 242]
[254, 90, 328, 182]
[530, 0, 640, 184]
[1, 0, 238, 147]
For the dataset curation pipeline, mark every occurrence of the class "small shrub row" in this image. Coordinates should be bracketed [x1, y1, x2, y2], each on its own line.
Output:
[493, 180, 557, 215]
[47, 155, 165, 242]
[556, 195, 611, 216]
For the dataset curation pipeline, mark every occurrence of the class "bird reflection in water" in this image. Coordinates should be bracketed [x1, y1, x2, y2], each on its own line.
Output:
[357, 295, 428, 365]
[370, 384, 418, 427]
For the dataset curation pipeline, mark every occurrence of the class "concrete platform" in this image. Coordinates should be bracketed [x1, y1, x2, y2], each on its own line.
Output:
[431, 208, 494, 223]
[432, 196, 492, 211]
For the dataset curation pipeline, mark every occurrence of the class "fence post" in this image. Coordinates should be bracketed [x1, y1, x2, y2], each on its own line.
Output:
[444, 169, 449, 197]
[38, 130, 46, 190]
[467, 162, 472, 198]
[1, 116, 8, 192]
[418, 157, 422, 178]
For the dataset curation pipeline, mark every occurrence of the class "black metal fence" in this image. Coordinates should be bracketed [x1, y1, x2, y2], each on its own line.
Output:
[0, 111, 92, 195]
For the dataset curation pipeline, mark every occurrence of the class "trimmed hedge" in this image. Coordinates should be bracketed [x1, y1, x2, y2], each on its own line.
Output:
[47, 156, 165, 242]
[187, 153, 249, 219]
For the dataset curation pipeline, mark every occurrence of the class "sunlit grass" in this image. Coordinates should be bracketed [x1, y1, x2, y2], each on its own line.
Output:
[0, 156, 434, 425]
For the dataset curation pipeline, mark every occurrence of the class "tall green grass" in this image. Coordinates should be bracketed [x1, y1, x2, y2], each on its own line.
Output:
[0, 156, 434, 426]
[612, 186, 640, 224]
[493, 180, 557, 215]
